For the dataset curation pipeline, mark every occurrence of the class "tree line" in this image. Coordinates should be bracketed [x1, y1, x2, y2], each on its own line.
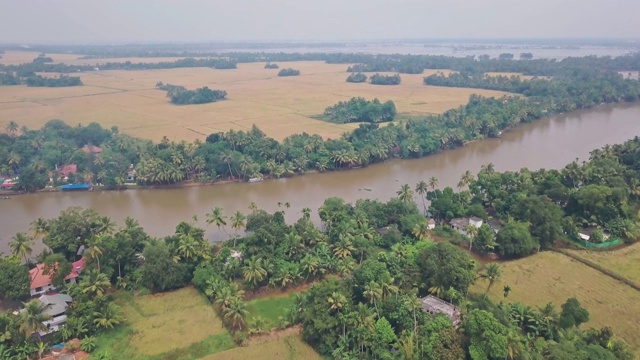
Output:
[323, 97, 396, 124]
[3, 50, 640, 78]
[156, 82, 227, 105]
[25, 75, 82, 87]
[370, 73, 401, 85]
[346, 72, 367, 83]
[277, 68, 300, 76]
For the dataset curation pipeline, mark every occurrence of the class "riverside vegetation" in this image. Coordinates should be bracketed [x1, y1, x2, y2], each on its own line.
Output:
[1, 137, 640, 358]
[2, 52, 640, 191]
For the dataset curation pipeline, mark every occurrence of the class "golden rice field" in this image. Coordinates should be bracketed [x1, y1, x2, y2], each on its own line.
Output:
[122, 287, 229, 356]
[0, 51, 510, 141]
[567, 242, 640, 284]
[474, 251, 640, 352]
[200, 328, 321, 360]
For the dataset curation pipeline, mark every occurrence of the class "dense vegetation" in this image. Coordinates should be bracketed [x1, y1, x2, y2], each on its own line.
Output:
[25, 74, 82, 87]
[0, 72, 20, 85]
[277, 68, 300, 77]
[264, 62, 279, 69]
[346, 72, 367, 83]
[369, 73, 401, 85]
[323, 97, 396, 124]
[424, 137, 640, 259]
[2, 135, 637, 358]
[155, 82, 227, 105]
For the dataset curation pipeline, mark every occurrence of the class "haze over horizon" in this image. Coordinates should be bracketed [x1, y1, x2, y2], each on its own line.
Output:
[1, 0, 639, 44]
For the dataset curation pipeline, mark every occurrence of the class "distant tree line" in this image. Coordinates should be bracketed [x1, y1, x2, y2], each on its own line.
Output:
[156, 82, 227, 105]
[0, 72, 20, 85]
[277, 68, 300, 77]
[323, 97, 396, 124]
[32, 54, 54, 64]
[498, 53, 514, 60]
[370, 73, 401, 85]
[346, 72, 367, 83]
[2, 51, 640, 78]
[25, 75, 82, 87]
[424, 68, 640, 106]
[264, 63, 279, 69]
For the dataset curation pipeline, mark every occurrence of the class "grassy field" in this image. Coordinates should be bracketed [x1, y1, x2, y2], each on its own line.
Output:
[93, 287, 235, 359]
[0, 51, 510, 142]
[566, 242, 640, 284]
[245, 292, 297, 329]
[472, 251, 640, 352]
[200, 328, 321, 360]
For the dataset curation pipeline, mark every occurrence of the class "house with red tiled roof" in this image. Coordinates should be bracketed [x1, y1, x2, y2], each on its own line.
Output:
[29, 257, 85, 297]
[57, 164, 78, 180]
[82, 145, 102, 154]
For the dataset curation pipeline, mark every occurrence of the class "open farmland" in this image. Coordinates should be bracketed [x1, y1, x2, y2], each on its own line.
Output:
[200, 328, 321, 360]
[473, 251, 640, 352]
[567, 242, 640, 284]
[0, 55, 511, 141]
[0, 50, 203, 66]
[93, 287, 235, 359]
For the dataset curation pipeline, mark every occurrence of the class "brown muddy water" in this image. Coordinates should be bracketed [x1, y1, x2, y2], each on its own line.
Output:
[1, 103, 640, 253]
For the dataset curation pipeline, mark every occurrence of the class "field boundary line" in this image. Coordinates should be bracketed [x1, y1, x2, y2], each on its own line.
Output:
[552, 248, 640, 292]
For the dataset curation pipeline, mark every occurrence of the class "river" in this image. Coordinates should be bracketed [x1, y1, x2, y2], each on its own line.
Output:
[1, 103, 640, 253]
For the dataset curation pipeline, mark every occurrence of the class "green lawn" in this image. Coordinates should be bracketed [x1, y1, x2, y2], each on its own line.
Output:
[92, 287, 236, 359]
[245, 293, 297, 329]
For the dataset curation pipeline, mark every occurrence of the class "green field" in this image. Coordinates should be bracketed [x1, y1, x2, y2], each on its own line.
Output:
[567, 242, 640, 284]
[200, 330, 321, 360]
[472, 251, 640, 353]
[93, 287, 235, 359]
[245, 292, 297, 329]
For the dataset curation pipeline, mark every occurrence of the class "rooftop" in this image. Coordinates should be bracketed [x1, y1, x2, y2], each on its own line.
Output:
[82, 145, 102, 154]
[30, 257, 85, 290]
[38, 293, 72, 317]
[421, 295, 458, 318]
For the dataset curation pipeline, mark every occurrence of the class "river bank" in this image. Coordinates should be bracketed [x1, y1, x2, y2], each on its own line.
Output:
[1, 103, 640, 253]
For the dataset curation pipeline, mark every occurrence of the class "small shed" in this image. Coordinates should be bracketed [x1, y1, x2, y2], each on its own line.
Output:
[427, 219, 436, 230]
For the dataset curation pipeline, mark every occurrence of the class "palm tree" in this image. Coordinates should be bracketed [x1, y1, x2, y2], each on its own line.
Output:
[403, 291, 422, 333]
[206, 207, 227, 240]
[242, 258, 267, 286]
[80, 270, 111, 298]
[363, 281, 382, 317]
[230, 211, 246, 247]
[19, 300, 52, 337]
[332, 235, 356, 259]
[302, 207, 311, 220]
[93, 304, 123, 330]
[9, 232, 34, 264]
[480, 263, 502, 298]
[380, 278, 399, 300]
[176, 233, 198, 260]
[503, 285, 512, 299]
[87, 236, 105, 272]
[396, 184, 414, 203]
[5, 121, 18, 136]
[327, 292, 347, 314]
[412, 221, 430, 241]
[219, 151, 235, 179]
[415, 181, 428, 214]
[223, 298, 249, 331]
[464, 224, 479, 251]
[30, 218, 49, 241]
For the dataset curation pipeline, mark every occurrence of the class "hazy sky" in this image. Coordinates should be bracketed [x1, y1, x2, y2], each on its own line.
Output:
[1, 0, 638, 44]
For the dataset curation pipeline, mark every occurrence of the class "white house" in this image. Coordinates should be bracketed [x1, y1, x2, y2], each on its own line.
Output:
[29, 257, 85, 297]
[427, 219, 436, 230]
[578, 227, 610, 242]
[450, 216, 483, 236]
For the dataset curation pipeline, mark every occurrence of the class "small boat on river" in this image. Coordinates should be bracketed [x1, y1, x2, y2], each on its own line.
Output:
[61, 183, 92, 191]
[248, 177, 263, 183]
